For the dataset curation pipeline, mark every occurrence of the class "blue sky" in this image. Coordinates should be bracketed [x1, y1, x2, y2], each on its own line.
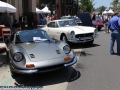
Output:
[94, 0, 113, 8]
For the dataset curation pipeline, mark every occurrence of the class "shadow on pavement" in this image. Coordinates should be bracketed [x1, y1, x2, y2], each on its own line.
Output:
[13, 67, 81, 87]
[69, 43, 100, 49]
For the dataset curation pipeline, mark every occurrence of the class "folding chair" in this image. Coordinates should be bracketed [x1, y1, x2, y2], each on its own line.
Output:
[2, 28, 11, 42]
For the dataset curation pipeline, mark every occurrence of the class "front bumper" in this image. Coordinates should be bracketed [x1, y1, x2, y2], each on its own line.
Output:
[10, 56, 77, 74]
[68, 36, 97, 43]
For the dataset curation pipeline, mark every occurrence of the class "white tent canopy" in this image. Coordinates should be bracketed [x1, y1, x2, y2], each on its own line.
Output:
[108, 9, 114, 14]
[102, 11, 108, 14]
[41, 6, 51, 13]
[0, 1, 16, 13]
[36, 8, 43, 13]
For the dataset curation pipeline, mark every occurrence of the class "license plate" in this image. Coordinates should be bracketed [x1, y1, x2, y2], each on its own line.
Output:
[80, 37, 92, 40]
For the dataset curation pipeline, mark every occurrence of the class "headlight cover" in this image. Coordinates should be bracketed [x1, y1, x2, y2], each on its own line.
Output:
[63, 45, 71, 54]
[13, 52, 23, 62]
[70, 31, 75, 38]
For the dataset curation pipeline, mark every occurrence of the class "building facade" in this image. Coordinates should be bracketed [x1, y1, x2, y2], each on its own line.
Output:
[1, 0, 36, 20]
[1, 0, 79, 19]
[36, 0, 79, 19]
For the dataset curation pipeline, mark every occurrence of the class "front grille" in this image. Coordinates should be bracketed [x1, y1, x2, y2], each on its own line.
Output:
[75, 33, 94, 38]
[37, 64, 64, 71]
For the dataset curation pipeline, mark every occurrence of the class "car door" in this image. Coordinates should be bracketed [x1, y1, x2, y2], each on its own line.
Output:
[48, 21, 61, 40]
[45, 22, 53, 37]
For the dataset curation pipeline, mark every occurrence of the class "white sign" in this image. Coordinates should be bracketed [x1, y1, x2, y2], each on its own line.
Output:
[33, 37, 42, 42]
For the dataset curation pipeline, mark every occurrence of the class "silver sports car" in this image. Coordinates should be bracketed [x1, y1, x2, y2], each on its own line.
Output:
[6, 29, 77, 77]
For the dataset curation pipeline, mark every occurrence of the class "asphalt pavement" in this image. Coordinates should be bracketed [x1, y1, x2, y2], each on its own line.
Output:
[67, 31, 120, 90]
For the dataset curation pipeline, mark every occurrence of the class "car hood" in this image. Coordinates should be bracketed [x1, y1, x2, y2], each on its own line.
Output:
[61, 26, 96, 34]
[18, 42, 64, 62]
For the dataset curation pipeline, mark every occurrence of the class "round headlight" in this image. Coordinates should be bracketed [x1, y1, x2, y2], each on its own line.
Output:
[63, 45, 71, 54]
[70, 31, 75, 38]
[13, 52, 23, 62]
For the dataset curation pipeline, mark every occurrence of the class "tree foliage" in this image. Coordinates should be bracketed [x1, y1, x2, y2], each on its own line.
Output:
[79, 0, 95, 12]
[111, 0, 119, 11]
[95, 6, 106, 13]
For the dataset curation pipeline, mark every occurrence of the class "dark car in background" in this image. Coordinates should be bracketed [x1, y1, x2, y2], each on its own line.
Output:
[77, 13, 103, 31]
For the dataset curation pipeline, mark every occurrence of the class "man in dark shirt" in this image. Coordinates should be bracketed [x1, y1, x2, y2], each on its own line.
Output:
[12, 20, 21, 33]
[108, 11, 120, 55]
[19, 13, 25, 29]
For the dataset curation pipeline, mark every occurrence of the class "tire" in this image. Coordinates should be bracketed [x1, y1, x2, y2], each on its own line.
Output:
[61, 34, 68, 43]
[10, 67, 19, 78]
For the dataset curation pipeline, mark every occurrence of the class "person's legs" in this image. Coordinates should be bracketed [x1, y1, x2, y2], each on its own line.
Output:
[104, 23, 107, 33]
[115, 32, 120, 54]
[110, 32, 116, 54]
[10, 22, 13, 30]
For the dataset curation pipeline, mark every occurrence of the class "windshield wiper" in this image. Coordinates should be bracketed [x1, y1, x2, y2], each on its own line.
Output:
[44, 40, 52, 43]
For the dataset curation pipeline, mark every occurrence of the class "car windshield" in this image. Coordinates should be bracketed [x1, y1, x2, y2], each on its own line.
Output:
[61, 16, 82, 23]
[58, 20, 78, 27]
[16, 30, 51, 43]
[74, 18, 82, 23]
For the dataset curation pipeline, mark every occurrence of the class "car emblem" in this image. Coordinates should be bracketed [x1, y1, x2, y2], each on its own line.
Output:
[30, 54, 35, 58]
[56, 50, 61, 54]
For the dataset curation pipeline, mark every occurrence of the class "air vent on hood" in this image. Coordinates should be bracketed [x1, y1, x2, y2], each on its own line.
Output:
[30, 54, 35, 58]
[56, 50, 61, 54]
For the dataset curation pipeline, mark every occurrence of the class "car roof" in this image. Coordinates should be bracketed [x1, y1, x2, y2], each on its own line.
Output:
[51, 19, 74, 22]
[77, 13, 92, 26]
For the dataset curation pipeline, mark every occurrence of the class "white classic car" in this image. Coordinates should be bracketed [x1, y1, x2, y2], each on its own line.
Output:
[41, 19, 98, 44]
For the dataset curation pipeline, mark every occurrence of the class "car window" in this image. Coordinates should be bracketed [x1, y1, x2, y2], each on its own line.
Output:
[58, 20, 78, 27]
[16, 30, 51, 43]
[51, 22, 56, 28]
[47, 23, 52, 27]
[47, 22, 56, 28]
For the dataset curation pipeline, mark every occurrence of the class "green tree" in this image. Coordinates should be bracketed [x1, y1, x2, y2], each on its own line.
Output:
[95, 6, 106, 13]
[111, 0, 119, 11]
[79, 0, 95, 12]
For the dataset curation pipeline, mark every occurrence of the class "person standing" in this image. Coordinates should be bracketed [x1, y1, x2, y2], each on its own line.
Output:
[12, 20, 21, 33]
[19, 13, 24, 29]
[9, 13, 14, 30]
[108, 11, 120, 55]
[51, 14, 56, 20]
[46, 14, 51, 24]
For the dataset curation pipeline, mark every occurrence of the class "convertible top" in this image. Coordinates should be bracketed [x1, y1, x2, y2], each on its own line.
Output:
[77, 13, 93, 26]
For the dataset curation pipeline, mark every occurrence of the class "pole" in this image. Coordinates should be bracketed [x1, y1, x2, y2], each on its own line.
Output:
[77, 0, 78, 14]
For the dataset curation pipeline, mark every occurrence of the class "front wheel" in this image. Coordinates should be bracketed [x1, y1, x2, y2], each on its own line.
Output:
[61, 34, 68, 43]
[10, 67, 19, 78]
